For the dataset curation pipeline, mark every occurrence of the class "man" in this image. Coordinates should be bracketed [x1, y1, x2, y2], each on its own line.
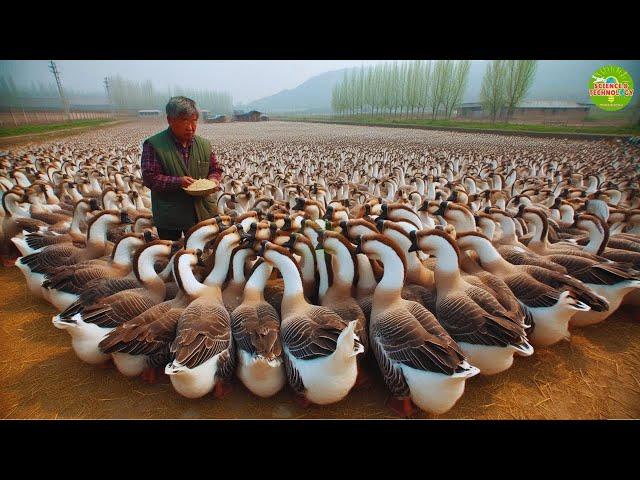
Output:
[141, 96, 223, 241]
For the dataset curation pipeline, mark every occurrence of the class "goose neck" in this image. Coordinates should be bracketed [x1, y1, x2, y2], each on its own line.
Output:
[371, 243, 404, 301]
[266, 250, 305, 303]
[243, 263, 272, 303]
[204, 235, 239, 287]
[316, 249, 329, 301]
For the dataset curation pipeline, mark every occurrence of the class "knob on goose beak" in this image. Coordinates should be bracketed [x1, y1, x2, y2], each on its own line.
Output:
[434, 201, 447, 217]
[89, 199, 100, 211]
[379, 203, 388, 219]
[408, 230, 420, 252]
[571, 214, 581, 228]
[354, 235, 364, 255]
[282, 216, 292, 231]
[171, 241, 182, 255]
[515, 204, 526, 218]
[282, 233, 297, 251]
[120, 211, 133, 224]
[375, 218, 386, 232]
[322, 207, 333, 220]
[257, 240, 269, 258]
[143, 230, 155, 243]
[194, 248, 205, 266]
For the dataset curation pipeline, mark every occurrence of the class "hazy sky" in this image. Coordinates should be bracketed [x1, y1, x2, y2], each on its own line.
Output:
[0, 60, 390, 104]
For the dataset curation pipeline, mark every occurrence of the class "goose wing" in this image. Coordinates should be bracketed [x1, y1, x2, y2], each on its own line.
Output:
[171, 298, 232, 370]
[24, 232, 73, 250]
[59, 277, 141, 318]
[546, 254, 639, 285]
[521, 265, 609, 312]
[280, 305, 346, 360]
[503, 270, 566, 308]
[43, 265, 114, 293]
[497, 245, 567, 274]
[99, 301, 179, 355]
[371, 302, 465, 397]
[473, 272, 533, 327]
[437, 287, 525, 347]
[231, 302, 282, 359]
[81, 289, 157, 328]
[19, 243, 79, 273]
[30, 211, 71, 225]
[14, 217, 50, 233]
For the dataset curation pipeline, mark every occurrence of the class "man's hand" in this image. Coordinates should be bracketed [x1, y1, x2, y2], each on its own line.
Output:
[181, 176, 196, 188]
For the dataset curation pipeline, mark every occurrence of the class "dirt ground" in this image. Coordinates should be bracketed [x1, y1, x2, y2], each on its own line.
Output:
[1, 265, 639, 419]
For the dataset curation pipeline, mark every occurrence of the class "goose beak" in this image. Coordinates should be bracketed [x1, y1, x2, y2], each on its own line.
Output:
[281, 234, 296, 251]
[170, 242, 182, 255]
[143, 230, 155, 243]
[354, 235, 364, 255]
[315, 234, 325, 251]
[418, 202, 428, 212]
[257, 240, 269, 257]
[408, 230, 420, 252]
[120, 211, 133, 224]
[195, 249, 205, 266]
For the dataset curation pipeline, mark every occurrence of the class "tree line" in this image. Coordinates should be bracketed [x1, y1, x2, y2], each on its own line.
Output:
[479, 60, 538, 122]
[107, 76, 233, 115]
[331, 60, 539, 122]
[331, 60, 471, 119]
[0, 74, 234, 115]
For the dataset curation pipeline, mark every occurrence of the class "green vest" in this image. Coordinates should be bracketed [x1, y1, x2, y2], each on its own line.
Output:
[146, 128, 218, 230]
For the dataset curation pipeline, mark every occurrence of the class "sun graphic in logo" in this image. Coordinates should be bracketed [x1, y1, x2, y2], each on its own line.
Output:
[589, 65, 634, 111]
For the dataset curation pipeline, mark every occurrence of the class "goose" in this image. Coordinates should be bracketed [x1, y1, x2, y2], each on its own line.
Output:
[41, 232, 150, 311]
[573, 214, 640, 269]
[355, 233, 478, 416]
[222, 246, 256, 313]
[15, 210, 132, 297]
[258, 240, 363, 406]
[231, 258, 286, 398]
[98, 249, 206, 383]
[52, 239, 176, 365]
[12, 199, 99, 256]
[164, 226, 244, 399]
[409, 229, 533, 375]
[455, 232, 607, 346]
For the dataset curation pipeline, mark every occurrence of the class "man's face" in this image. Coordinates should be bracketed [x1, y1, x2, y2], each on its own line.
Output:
[168, 114, 198, 143]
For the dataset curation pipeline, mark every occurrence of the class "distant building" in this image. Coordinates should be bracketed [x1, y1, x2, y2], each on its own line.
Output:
[456, 100, 593, 122]
[138, 109, 162, 118]
[205, 114, 230, 123]
[233, 110, 263, 122]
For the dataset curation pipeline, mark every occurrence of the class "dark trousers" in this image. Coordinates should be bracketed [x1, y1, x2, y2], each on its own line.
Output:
[157, 228, 188, 241]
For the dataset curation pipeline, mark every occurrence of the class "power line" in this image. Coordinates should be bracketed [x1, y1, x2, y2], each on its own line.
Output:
[48, 60, 70, 121]
[104, 77, 116, 118]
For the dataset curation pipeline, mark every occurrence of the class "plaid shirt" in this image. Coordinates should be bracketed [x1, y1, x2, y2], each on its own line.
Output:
[141, 131, 222, 192]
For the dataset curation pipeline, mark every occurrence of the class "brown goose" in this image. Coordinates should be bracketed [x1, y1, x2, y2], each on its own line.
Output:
[231, 258, 285, 398]
[41, 232, 151, 311]
[259, 241, 363, 406]
[356, 233, 477, 416]
[98, 249, 201, 383]
[455, 232, 608, 346]
[164, 226, 243, 399]
[52, 239, 177, 365]
[15, 210, 132, 298]
[410, 229, 533, 375]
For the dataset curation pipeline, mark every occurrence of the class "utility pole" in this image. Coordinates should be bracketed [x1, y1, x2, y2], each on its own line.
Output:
[49, 60, 70, 121]
[104, 76, 116, 119]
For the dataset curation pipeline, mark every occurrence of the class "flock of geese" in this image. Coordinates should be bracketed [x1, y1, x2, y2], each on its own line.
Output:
[1, 124, 639, 416]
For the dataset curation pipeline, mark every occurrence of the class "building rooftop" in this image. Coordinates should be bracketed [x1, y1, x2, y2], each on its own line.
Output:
[457, 100, 594, 109]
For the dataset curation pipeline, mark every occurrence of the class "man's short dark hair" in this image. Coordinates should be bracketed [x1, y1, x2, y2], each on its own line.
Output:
[166, 96, 199, 119]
